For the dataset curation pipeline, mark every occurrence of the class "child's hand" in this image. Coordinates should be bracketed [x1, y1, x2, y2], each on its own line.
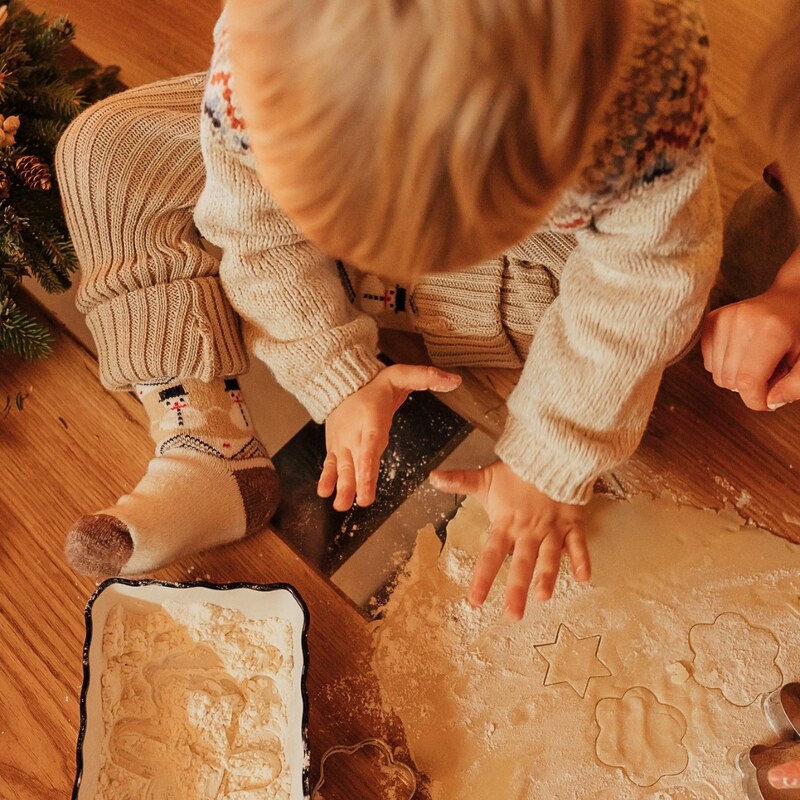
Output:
[430, 461, 590, 619]
[701, 286, 800, 410]
[319, 365, 461, 510]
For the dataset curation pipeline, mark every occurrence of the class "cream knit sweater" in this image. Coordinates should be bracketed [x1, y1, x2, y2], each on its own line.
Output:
[193, 0, 722, 505]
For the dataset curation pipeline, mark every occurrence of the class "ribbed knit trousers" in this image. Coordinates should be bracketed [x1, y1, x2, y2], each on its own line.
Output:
[55, 73, 249, 391]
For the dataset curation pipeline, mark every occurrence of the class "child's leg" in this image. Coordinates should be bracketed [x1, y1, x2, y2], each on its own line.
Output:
[56, 74, 279, 577]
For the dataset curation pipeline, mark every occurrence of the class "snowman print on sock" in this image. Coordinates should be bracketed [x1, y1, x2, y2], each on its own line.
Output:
[224, 378, 252, 430]
[156, 384, 205, 429]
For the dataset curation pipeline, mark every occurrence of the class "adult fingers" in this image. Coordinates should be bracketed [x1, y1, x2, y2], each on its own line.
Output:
[710, 311, 732, 388]
[769, 761, 800, 789]
[503, 535, 540, 621]
[317, 452, 338, 498]
[469, 523, 511, 607]
[565, 526, 591, 582]
[531, 532, 564, 603]
[386, 364, 462, 394]
[734, 335, 790, 410]
[767, 359, 800, 409]
[700, 310, 722, 374]
[333, 449, 357, 511]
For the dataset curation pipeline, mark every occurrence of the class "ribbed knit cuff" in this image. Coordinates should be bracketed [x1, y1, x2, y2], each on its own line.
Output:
[412, 264, 523, 370]
[495, 414, 598, 506]
[299, 345, 385, 422]
[85, 276, 249, 390]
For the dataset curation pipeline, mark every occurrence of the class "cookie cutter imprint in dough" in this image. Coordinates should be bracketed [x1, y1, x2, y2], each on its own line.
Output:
[688, 612, 784, 707]
[534, 623, 612, 699]
[594, 686, 689, 788]
[311, 738, 417, 800]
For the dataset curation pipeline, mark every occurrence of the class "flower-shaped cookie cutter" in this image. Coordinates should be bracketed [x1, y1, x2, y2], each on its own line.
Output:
[764, 683, 800, 740]
[311, 738, 417, 799]
[735, 741, 800, 800]
[735, 684, 800, 799]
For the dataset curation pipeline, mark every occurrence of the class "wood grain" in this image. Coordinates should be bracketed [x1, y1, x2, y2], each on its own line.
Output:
[2, 0, 799, 797]
[0, 316, 419, 798]
[25, 0, 219, 88]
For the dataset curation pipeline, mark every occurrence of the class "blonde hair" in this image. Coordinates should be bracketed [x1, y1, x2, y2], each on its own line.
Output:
[746, 2, 800, 206]
[227, 0, 632, 279]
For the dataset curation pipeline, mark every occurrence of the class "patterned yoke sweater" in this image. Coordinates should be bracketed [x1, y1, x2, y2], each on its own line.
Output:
[193, 0, 722, 505]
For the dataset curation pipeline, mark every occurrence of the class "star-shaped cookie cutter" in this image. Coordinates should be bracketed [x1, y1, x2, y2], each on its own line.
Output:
[311, 738, 417, 799]
[736, 684, 800, 799]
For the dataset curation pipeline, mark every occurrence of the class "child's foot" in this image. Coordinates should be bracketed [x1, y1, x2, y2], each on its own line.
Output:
[66, 377, 280, 576]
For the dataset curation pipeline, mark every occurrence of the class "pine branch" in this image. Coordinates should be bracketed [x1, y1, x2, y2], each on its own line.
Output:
[0, 300, 52, 358]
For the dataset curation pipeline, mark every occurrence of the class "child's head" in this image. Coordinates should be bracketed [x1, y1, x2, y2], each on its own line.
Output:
[227, 0, 631, 280]
[746, 3, 800, 207]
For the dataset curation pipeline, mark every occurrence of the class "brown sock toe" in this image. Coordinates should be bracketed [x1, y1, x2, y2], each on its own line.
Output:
[66, 514, 134, 577]
[234, 466, 282, 536]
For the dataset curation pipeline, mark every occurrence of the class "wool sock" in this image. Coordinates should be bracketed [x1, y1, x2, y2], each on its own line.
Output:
[66, 377, 280, 577]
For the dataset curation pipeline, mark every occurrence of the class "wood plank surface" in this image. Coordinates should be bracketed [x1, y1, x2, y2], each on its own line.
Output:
[25, 0, 218, 88]
[0, 317, 419, 799]
[3, 0, 799, 798]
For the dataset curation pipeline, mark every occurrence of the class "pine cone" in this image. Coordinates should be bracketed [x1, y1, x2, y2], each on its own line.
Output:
[15, 155, 52, 191]
[0, 170, 9, 201]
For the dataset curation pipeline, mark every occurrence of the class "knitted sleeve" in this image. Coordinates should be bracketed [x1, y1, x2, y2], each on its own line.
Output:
[495, 153, 722, 504]
[193, 16, 383, 423]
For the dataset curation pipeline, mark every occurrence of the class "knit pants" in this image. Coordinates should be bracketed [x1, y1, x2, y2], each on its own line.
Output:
[56, 73, 573, 391]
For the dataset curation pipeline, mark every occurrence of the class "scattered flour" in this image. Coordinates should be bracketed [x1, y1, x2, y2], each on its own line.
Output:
[97, 602, 295, 799]
[372, 495, 800, 799]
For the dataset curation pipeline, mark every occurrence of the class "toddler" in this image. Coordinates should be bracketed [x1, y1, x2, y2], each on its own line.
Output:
[57, 0, 721, 621]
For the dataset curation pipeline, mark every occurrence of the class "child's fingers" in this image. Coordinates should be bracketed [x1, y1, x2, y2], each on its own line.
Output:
[430, 467, 486, 497]
[332, 449, 357, 511]
[531, 533, 563, 603]
[469, 523, 510, 607]
[769, 760, 800, 789]
[317, 452, 338, 498]
[355, 433, 384, 506]
[386, 364, 462, 394]
[565, 527, 591, 582]
[503, 535, 540, 621]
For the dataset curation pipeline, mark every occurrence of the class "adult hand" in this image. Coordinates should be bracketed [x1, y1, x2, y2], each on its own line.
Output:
[770, 760, 800, 789]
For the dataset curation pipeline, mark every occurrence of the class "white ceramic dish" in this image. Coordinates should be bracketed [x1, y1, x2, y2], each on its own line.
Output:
[71, 579, 310, 799]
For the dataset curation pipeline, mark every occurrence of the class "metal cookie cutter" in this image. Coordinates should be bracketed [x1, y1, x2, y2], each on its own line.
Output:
[311, 738, 417, 800]
[735, 741, 800, 800]
[764, 683, 800, 740]
[735, 684, 800, 799]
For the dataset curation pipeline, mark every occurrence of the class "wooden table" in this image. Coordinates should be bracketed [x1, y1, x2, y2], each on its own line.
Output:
[4, 1, 800, 797]
[0, 320, 420, 799]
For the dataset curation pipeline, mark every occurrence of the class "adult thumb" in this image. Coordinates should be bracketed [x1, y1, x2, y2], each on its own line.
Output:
[766, 361, 800, 409]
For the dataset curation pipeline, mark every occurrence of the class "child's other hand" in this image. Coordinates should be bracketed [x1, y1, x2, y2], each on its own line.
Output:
[429, 461, 590, 619]
[319, 365, 461, 510]
[701, 286, 800, 411]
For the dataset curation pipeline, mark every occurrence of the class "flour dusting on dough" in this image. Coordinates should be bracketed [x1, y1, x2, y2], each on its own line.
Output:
[373, 495, 800, 799]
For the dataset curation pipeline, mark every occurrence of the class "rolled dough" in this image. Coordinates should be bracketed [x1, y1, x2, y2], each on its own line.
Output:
[372, 495, 800, 799]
